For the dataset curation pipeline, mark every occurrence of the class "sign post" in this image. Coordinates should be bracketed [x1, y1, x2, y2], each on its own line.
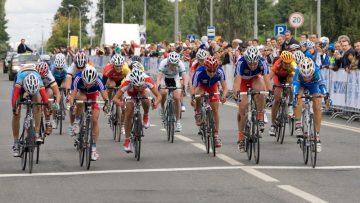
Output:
[288, 12, 304, 38]
[207, 26, 215, 40]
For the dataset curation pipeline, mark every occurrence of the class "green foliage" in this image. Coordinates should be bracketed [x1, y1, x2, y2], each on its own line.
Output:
[0, 0, 9, 54]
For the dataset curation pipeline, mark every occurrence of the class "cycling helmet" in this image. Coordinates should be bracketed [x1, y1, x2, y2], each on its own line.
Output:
[54, 53, 66, 68]
[289, 44, 300, 50]
[131, 55, 142, 63]
[299, 58, 315, 78]
[130, 61, 144, 71]
[74, 52, 88, 69]
[82, 67, 98, 85]
[24, 73, 41, 95]
[204, 56, 219, 72]
[35, 62, 49, 77]
[306, 41, 315, 49]
[42, 55, 51, 61]
[299, 41, 308, 47]
[280, 51, 293, 63]
[168, 51, 180, 64]
[129, 68, 145, 86]
[196, 49, 208, 60]
[320, 36, 330, 45]
[111, 54, 125, 66]
[292, 50, 305, 64]
[244, 46, 261, 64]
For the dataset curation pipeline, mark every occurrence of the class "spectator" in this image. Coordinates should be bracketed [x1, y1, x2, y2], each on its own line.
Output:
[276, 35, 286, 53]
[353, 39, 360, 70]
[221, 44, 233, 66]
[309, 33, 319, 43]
[266, 38, 272, 47]
[270, 37, 279, 58]
[208, 40, 218, 56]
[17, 38, 33, 54]
[347, 50, 358, 72]
[284, 30, 299, 50]
[263, 46, 275, 65]
[300, 33, 308, 42]
[252, 39, 259, 47]
[334, 38, 355, 71]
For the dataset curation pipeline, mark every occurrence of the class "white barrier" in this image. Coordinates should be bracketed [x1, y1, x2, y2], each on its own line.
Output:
[223, 63, 235, 91]
[329, 69, 347, 107]
[346, 70, 360, 109]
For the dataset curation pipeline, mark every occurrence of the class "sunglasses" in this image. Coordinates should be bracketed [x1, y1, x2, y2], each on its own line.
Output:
[56, 68, 63, 70]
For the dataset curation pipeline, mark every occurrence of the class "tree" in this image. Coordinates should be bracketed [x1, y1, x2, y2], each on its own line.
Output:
[0, 0, 10, 54]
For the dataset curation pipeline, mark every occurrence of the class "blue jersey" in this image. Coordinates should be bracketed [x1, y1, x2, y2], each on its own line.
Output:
[52, 68, 67, 83]
[234, 57, 269, 79]
[16, 68, 44, 87]
[71, 72, 106, 94]
[292, 64, 327, 96]
[192, 66, 225, 87]
[303, 50, 312, 59]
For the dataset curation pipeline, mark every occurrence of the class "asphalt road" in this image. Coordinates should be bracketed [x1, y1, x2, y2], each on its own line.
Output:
[0, 67, 359, 203]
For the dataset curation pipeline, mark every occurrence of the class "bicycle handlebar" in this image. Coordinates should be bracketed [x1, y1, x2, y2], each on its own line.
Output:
[239, 91, 269, 96]
[75, 100, 106, 104]
[273, 83, 292, 88]
[194, 92, 221, 98]
[106, 86, 120, 90]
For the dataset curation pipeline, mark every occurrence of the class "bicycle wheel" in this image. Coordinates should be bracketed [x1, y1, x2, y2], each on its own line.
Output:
[207, 110, 216, 157]
[289, 117, 294, 136]
[302, 137, 309, 165]
[245, 121, 252, 160]
[167, 101, 175, 143]
[59, 91, 65, 135]
[279, 106, 287, 144]
[115, 107, 122, 142]
[20, 130, 27, 171]
[28, 147, 34, 173]
[301, 111, 309, 165]
[253, 122, 260, 164]
[309, 115, 317, 168]
[134, 112, 142, 161]
[85, 117, 93, 170]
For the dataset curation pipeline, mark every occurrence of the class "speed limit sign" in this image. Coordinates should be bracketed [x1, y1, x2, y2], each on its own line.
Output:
[289, 12, 304, 28]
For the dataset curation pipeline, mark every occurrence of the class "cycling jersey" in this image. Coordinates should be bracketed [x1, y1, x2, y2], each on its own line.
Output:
[292, 65, 327, 97]
[190, 60, 201, 76]
[234, 57, 269, 80]
[192, 66, 225, 87]
[272, 59, 296, 77]
[120, 74, 155, 97]
[72, 72, 106, 94]
[67, 62, 95, 77]
[15, 68, 43, 86]
[102, 63, 131, 82]
[158, 58, 186, 79]
[303, 50, 312, 59]
[42, 70, 56, 88]
[52, 68, 67, 86]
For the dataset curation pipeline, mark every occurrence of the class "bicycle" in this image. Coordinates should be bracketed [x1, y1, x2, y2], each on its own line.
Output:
[55, 87, 67, 135]
[124, 96, 153, 161]
[238, 88, 268, 164]
[296, 93, 324, 168]
[74, 100, 105, 170]
[273, 83, 292, 144]
[17, 98, 47, 173]
[107, 86, 122, 142]
[159, 86, 182, 143]
[194, 92, 221, 157]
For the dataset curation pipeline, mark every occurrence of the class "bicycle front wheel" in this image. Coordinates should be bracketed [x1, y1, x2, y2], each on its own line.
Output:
[253, 122, 260, 164]
[245, 121, 252, 160]
[85, 118, 93, 170]
[207, 110, 216, 157]
[134, 112, 142, 161]
[166, 101, 175, 143]
[115, 107, 122, 142]
[309, 115, 317, 168]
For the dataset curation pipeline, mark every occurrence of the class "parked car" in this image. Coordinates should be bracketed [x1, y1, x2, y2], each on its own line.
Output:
[8, 53, 40, 81]
[3, 51, 16, 73]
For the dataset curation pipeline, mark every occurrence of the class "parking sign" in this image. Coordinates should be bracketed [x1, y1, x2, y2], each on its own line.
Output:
[274, 25, 287, 36]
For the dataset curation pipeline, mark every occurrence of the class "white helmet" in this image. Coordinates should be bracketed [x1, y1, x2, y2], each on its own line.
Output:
[168, 52, 180, 64]
[24, 73, 41, 95]
[42, 55, 51, 61]
[320, 36, 330, 45]
[54, 53, 66, 68]
[299, 57, 315, 77]
[292, 50, 305, 65]
[82, 67, 98, 85]
[306, 41, 315, 49]
[244, 46, 261, 64]
[196, 49, 208, 60]
[111, 54, 125, 66]
[129, 68, 145, 86]
[130, 61, 144, 71]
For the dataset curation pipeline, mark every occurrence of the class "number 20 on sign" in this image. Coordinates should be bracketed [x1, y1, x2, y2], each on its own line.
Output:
[288, 12, 304, 28]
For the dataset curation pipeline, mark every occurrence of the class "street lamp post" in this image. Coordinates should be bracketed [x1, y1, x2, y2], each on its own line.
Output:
[61, 6, 71, 48]
[316, 0, 321, 37]
[174, 0, 179, 42]
[254, 0, 258, 39]
[69, 4, 82, 49]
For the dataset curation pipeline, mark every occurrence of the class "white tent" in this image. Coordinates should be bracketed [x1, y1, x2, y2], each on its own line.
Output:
[100, 23, 140, 46]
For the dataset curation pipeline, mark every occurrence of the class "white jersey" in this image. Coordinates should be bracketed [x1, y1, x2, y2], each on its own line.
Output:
[43, 70, 56, 87]
[67, 62, 85, 77]
[158, 58, 186, 79]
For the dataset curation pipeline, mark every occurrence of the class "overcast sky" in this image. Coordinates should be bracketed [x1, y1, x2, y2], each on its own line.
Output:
[5, 0, 98, 49]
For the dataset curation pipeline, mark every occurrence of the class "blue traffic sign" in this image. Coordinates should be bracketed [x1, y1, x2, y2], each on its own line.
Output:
[207, 26, 215, 39]
[274, 24, 287, 36]
[187, 34, 196, 42]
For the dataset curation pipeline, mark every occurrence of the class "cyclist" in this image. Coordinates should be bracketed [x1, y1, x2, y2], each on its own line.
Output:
[35, 62, 61, 135]
[190, 49, 208, 82]
[69, 67, 109, 160]
[129, 61, 145, 72]
[300, 41, 314, 59]
[102, 54, 131, 99]
[233, 46, 271, 152]
[11, 67, 49, 156]
[65, 52, 89, 136]
[113, 68, 161, 152]
[156, 51, 188, 132]
[293, 57, 327, 152]
[268, 51, 296, 136]
[191, 56, 228, 148]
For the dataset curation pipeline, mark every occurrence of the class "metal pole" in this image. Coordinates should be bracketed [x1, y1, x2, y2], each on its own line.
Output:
[67, 12, 70, 48]
[103, 0, 105, 25]
[174, 0, 179, 41]
[254, 0, 258, 39]
[143, 0, 146, 28]
[41, 25, 44, 54]
[121, 0, 124, 23]
[210, 0, 213, 26]
[316, 0, 321, 37]
[79, 10, 82, 49]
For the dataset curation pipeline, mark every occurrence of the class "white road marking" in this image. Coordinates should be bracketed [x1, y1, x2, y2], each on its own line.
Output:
[160, 128, 166, 132]
[322, 121, 360, 133]
[150, 124, 157, 127]
[217, 154, 244, 165]
[251, 165, 360, 170]
[175, 134, 194, 142]
[241, 168, 279, 182]
[278, 185, 328, 203]
[191, 143, 206, 151]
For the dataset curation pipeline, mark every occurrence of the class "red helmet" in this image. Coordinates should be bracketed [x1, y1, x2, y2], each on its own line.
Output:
[35, 62, 49, 77]
[204, 56, 219, 72]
